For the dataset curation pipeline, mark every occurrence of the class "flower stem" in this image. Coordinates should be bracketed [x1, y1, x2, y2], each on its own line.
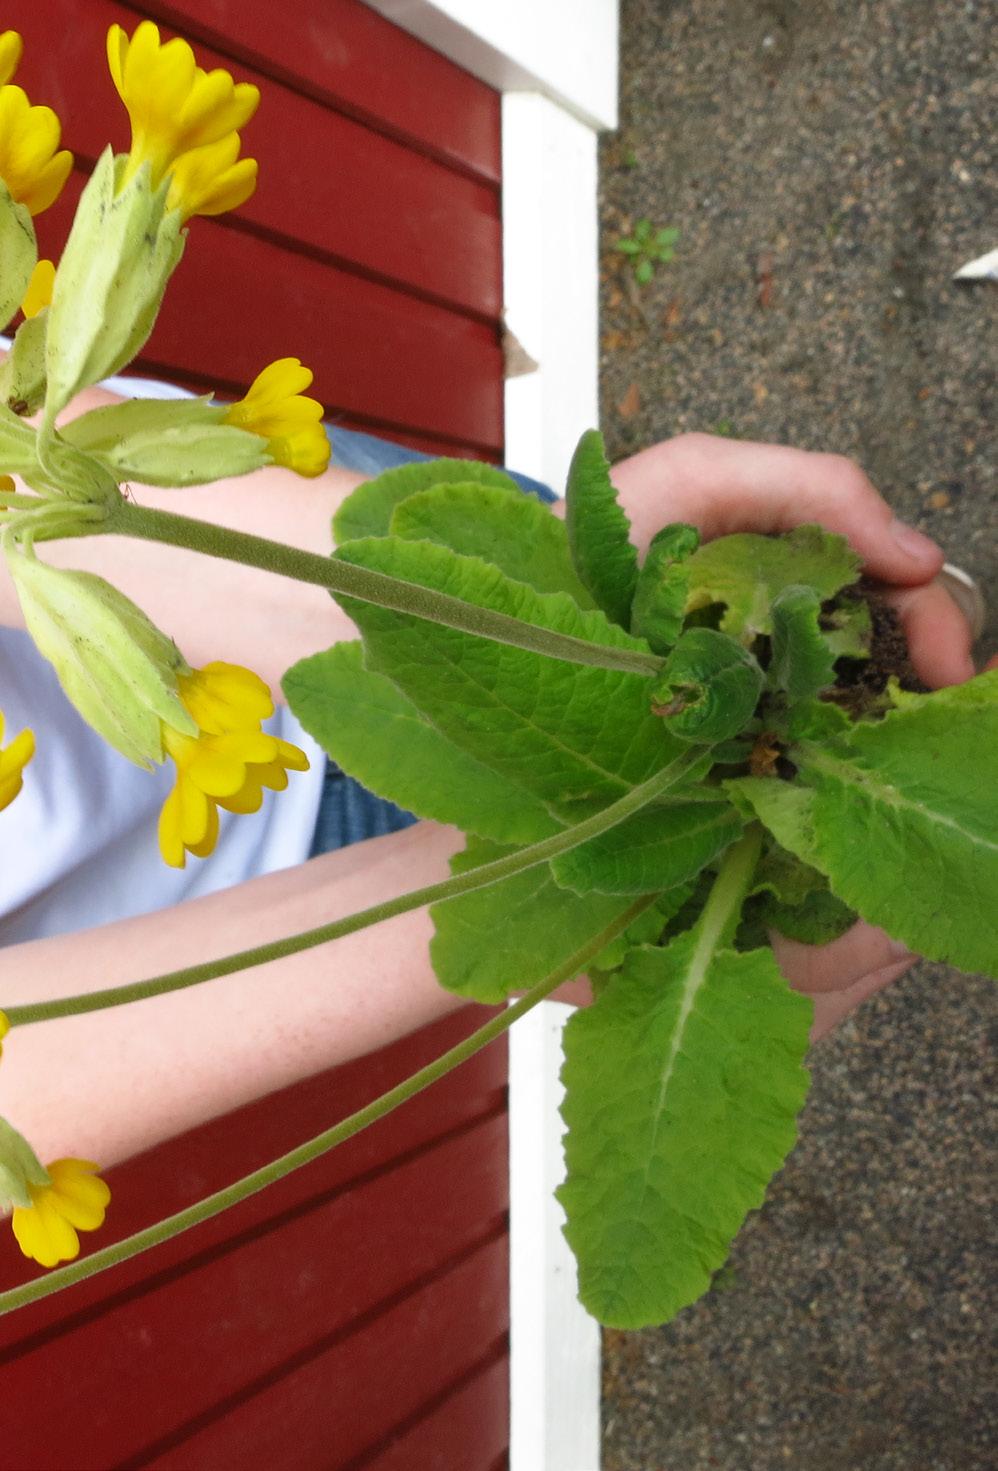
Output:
[0, 896, 656, 1317]
[4, 751, 705, 1026]
[106, 500, 663, 676]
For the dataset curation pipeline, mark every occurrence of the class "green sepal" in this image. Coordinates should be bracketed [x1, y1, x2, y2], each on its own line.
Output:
[333, 457, 520, 544]
[650, 627, 764, 743]
[6, 548, 195, 767]
[564, 429, 639, 628]
[41, 149, 185, 437]
[61, 397, 270, 487]
[768, 584, 837, 700]
[0, 309, 47, 415]
[0, 1116, 49, 1213]
[630, 522, 700, 652]
[0, 180, 37, 332]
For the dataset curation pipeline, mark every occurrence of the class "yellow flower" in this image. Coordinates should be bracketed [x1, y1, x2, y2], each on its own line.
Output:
[158, 661, 309, 868]
[107, 21, 259, 191]
[0, 29, 22, 86]
[11, 1158, 111, 1268]
[0, 84, 73, 216]
[0, 1009, 8, 1062]
[0, 706, 34, 811]
[224, 359, 330, 478]
[165, 130, 258, 221]
[20, 256, 54, 317]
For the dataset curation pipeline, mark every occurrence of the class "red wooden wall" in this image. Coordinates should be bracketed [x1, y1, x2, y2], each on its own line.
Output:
[1, 4, 511, 1467]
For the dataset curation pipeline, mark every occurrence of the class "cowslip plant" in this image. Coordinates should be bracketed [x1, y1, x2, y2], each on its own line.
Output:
[0, 21, 993, 1338]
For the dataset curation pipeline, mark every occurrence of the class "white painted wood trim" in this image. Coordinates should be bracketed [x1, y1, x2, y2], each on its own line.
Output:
[364, 9, 615, 1467]
[364, 0, 618, 130]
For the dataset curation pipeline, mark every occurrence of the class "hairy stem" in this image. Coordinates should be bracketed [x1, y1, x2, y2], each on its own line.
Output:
[0, 896, 656, 1317]
[4, 751, 704, 1025]
[106, 500, 663, 676]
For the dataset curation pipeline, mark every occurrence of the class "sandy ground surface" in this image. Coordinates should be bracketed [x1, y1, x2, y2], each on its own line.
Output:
[597, 2, 996, 1467]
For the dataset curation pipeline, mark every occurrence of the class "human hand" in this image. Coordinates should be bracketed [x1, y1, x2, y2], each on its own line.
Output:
[610, 433, 988, 1038]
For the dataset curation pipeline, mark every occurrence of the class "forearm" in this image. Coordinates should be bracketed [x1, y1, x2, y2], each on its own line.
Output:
[0, 820, 466, 1168]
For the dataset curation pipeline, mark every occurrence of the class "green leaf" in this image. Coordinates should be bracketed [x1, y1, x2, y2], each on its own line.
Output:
[550, 799, 742, 895]
[430, 838, 643, 1001]
[634, 259, 654, 285]
[684, 525, 861, 641]
[754, 886, 857, 946]
[616, 239, 641, 256]
[283, 642, 556, 844]
[390, 482, 594, 605]
[649, 628, 764, 743]
[768, 585, 837, 700]
[630, 522, 700, 652]
[739, 671, 998, 977]
[332, 457, 519, 544]
[334, 535, 684, 824]
[589, 890, 692, 973]
[565, 429, 639, 628]
[822, 595, 872, 659]
[558, 935, 812, 1327]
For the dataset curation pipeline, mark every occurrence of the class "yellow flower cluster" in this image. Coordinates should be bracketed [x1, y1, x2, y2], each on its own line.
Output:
[159, 661, 309, 868]
[0, 706, 34, 811]
[225, 359, 331, 478]
[0, 30, 72, 217]
[107, 20, 258, 222]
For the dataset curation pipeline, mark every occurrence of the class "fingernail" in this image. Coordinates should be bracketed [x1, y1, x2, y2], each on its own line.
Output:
[889, 518, 941, 565]
[887, 938, 916, 961]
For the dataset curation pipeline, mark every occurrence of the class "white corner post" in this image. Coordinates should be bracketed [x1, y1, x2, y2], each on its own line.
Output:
[365, 7, 619, 1467]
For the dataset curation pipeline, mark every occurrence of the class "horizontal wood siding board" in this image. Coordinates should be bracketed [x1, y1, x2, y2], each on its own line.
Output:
[1, 1113, 508, 1470]
[347, 1349, 509, 1471]
[0, 1010, 506, 1337]
[31, 174, 503, 452]
[140, 1240, 509, 1469]
[11, 0, 501, 319]
[122, 0, 501, 184]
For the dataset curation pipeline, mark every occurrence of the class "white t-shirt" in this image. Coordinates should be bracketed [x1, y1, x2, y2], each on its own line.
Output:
[0, 365, 325, 944]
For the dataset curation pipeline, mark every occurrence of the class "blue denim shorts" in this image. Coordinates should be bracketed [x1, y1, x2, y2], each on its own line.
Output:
[309, 426, 554, 857]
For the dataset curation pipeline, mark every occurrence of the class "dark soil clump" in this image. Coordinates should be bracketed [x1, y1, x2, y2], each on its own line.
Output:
[828, 581, 928, 717]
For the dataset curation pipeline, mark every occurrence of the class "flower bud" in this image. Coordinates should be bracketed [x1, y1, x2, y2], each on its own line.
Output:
[61, 395, 272, 487]
[40, 147, 185, 438]
[6, 548, 197, 767]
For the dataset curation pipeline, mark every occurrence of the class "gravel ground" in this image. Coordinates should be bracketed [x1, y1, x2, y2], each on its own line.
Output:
[597, 2, 996, 1467]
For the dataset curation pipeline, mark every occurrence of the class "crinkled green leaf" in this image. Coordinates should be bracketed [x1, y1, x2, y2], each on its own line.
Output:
[390, 482, 594, 605]
[334, 536, 687, 824]
[550, 799, 743, 896]
[631, 523, 700, 652]
[755, 886, 857, 945]
[559, 936, 812, 1328]
[333, 457, 520, 544]
[589, 889, 693, 973]
[650, 629, 764, 744]
[735, 671, 998, 978]
[768, 585, 837, 700]
[283, 642, 556, 844]
[565, 429, 639, 628]
[430, 838, 642, 1001]
[684, 525, 861, 641]
[822, 595, 872, 659]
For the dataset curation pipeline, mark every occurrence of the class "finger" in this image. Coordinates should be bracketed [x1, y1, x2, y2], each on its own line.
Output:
[611, 435, 943, 584]
[808, 958, 915, 1043]
[771, 918, 915, 994]
[884, 580, 976, 687]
